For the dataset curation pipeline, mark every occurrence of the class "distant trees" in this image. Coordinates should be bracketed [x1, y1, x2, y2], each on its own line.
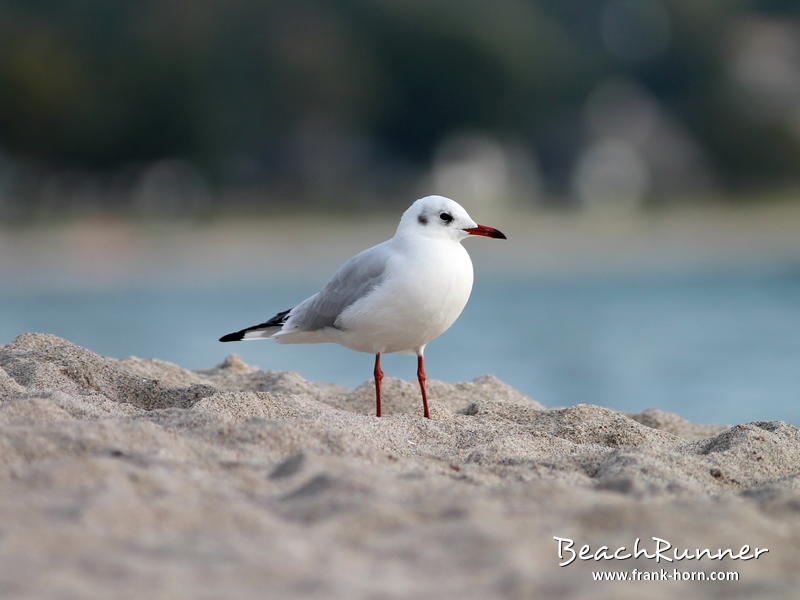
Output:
[0, 0, 798, 214]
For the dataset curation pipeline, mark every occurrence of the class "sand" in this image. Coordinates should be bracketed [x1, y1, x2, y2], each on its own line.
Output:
[1, 333, 798, 599]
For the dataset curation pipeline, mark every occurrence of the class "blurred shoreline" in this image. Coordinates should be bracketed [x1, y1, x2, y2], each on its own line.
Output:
[2, 195, 799, 290]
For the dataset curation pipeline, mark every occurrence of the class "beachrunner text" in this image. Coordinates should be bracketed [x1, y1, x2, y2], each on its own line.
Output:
[553, 536, 768, 567]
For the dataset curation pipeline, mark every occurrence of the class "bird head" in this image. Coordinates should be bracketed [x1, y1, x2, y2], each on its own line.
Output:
[396, 195, 507, 242]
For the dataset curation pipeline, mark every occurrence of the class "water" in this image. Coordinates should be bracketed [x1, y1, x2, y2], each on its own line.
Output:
[2, 265, 799, 425]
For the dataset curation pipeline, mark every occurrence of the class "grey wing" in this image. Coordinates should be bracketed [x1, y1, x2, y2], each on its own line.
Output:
[289, 241, 392, 332]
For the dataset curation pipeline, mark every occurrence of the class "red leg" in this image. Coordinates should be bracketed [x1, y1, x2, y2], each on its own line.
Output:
[374, 353, 383, 417]
[417, 354, 430, 419]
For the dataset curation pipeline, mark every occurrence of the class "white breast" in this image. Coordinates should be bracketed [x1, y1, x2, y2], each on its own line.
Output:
[334, 236, 474, 354]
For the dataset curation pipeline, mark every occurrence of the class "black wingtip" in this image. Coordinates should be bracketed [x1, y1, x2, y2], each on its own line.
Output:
[218, 309, 292, 343]
[219, 332, 244, 342]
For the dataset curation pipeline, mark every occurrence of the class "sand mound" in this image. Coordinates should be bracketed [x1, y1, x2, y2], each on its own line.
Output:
[1, 333, 798, 599]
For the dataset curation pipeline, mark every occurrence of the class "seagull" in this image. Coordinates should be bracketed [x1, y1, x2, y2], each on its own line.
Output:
[219, 195, 506, 418]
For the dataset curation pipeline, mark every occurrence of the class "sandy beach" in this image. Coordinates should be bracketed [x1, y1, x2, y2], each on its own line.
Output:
[1, 332, 799, 599]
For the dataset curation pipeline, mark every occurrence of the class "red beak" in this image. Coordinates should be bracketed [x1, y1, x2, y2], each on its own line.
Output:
[463, 224, 507, 239]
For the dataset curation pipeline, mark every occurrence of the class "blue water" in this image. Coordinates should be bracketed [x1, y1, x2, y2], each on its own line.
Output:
[2, 265, 799, 425]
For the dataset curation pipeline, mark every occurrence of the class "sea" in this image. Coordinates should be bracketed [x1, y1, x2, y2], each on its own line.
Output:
[2, 263, 799, 425]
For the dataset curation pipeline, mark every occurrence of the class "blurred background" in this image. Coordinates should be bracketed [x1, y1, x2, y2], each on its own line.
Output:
[1, 0, 799, 424]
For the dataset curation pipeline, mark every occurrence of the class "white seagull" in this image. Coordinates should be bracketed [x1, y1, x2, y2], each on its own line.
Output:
[219, 195, 506, 418]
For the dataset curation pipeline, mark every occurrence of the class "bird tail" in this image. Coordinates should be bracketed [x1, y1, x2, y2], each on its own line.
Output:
[218, 309, 292, 342]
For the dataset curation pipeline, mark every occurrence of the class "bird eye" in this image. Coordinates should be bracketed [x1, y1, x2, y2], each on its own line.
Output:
[439, 212, 453, 223]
